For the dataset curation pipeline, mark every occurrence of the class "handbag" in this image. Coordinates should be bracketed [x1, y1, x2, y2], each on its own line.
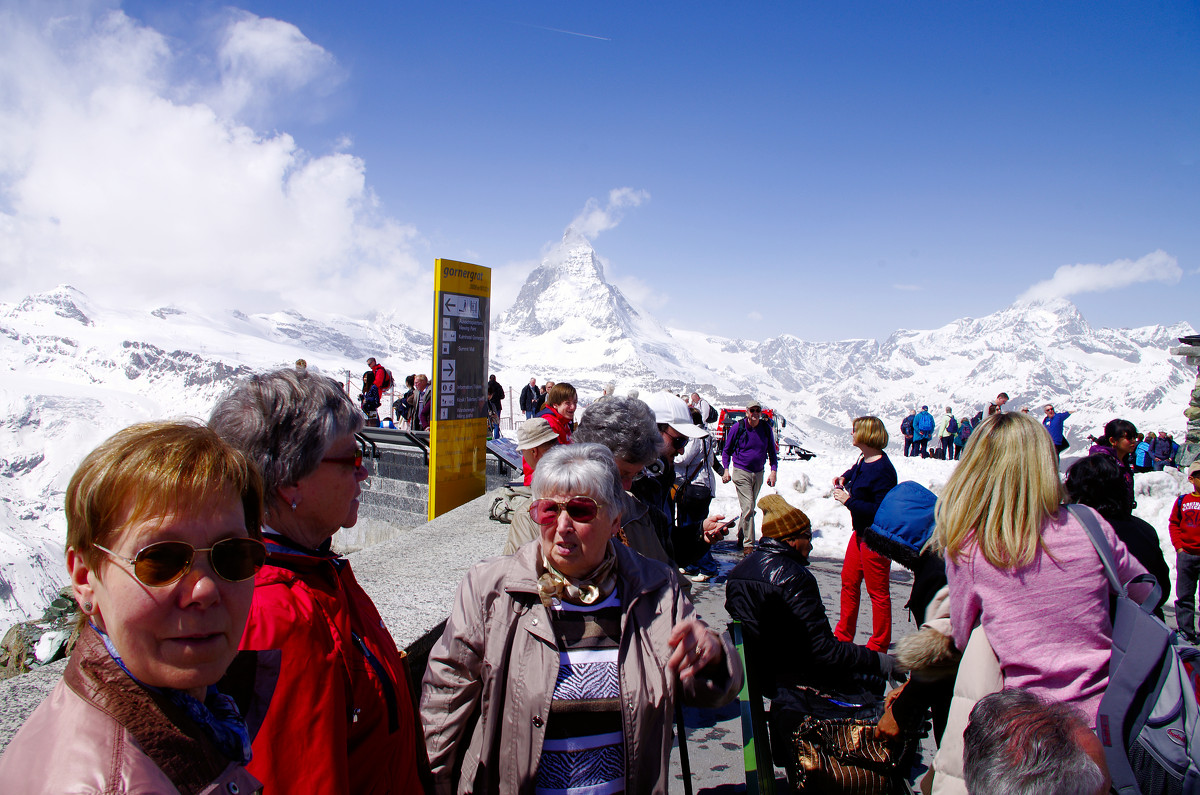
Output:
[790, 716, 916, 794]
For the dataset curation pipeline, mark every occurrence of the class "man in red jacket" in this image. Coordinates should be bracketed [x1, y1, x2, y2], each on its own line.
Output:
[1170, 462, 1200, 642]
[366, 357, 389, 394]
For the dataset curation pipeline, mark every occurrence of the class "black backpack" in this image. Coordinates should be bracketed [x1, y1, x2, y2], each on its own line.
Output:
[706, 404, 718, 424]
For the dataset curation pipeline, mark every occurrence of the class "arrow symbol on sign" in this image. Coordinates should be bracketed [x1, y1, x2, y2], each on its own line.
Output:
[444, 296, 458, 313]
[441, 360, 455, 380]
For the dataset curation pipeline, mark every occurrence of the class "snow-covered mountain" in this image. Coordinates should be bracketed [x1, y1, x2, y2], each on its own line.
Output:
[496, 228, 699, 384]
[0, 238, 1194, 630]
[0, 287, 434, 628]
[498, 235, 1194, 451]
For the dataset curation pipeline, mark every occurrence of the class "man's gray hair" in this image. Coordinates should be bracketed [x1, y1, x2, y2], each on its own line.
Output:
[209, 368, 363, 511]
[531, 443, 625, 514]
[963, 689, 1105, 795]
[574, 396, 661, 467]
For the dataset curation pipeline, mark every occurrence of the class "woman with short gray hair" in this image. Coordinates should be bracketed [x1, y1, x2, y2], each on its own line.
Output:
[422, 442, 742, 793]
[574, 396, 661, 480]
[208, 366, 362, 509]
[574, 396, 672, 563]
[209, 368, 427, 793]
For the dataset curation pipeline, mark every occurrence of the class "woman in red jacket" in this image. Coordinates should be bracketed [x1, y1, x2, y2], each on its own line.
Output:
[522, 381, 578, 485]
[211, 368, 428, 794]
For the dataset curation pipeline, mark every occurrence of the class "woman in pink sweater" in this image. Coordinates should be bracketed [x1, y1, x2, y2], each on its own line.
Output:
[931, 412, 1147, 724]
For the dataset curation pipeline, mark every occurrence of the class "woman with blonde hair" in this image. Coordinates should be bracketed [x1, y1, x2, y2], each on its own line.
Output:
[931, 411, 1148, 723]
[832, 415, 898, 652]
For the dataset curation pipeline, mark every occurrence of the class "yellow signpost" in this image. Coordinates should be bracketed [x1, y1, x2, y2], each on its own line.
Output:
[428, 259, 491, 520]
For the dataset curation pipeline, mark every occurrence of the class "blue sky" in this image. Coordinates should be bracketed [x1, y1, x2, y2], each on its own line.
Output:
[1, 1, 1196, 341]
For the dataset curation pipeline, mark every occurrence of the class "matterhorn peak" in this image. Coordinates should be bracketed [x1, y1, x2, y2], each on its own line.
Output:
[559, 225, 591, 249]
[498, 227, 629, 338]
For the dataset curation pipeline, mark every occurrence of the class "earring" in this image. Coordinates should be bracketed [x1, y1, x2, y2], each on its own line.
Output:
[291, 500, 298, 510]
[82, 602, 92, 613]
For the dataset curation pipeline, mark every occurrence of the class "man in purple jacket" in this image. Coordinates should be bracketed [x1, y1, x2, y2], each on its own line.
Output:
[721, 399, 778, 550]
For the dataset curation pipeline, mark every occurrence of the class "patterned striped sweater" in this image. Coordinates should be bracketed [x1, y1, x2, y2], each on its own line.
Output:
[536, 590, 626, 795]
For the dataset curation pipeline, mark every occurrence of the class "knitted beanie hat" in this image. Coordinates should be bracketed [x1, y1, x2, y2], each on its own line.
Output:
[758, 494, 811, 540]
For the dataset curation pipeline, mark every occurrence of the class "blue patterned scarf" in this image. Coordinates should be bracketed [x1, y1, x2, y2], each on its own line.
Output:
[94, 624, 252, 765]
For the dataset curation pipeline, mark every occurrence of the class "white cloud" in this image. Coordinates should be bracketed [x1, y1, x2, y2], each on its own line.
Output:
[610, 272, 668, 310]
[748, 310, 763, 321]
[566, 187, 650, 241]
[1018, 250, 1181, 302]
[0, 5, 424, 321]
[206, 10, 344, 125]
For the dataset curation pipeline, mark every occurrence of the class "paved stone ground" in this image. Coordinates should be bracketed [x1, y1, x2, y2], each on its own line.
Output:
[666, 541, 927, 794]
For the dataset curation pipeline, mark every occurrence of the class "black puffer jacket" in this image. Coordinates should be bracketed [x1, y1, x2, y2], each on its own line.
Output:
[726, 537, 883, 699]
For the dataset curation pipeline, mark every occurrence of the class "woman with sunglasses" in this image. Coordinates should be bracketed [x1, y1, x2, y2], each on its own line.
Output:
[0, 421, 267, 793]
[422, 443, 742, 794]
[209, 368, 428, 794]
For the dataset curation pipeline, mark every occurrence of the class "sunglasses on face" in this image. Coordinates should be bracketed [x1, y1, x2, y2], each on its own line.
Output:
[322, 453, 363, 468]
[747, 409, 762, 415]
[665, 430, 689, 450]
[529, 496, 601, 526]
[94, 537, 267, 587]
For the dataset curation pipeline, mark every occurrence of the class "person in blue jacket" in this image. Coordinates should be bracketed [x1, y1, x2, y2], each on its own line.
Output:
[1041, 404, 1071, 462]
[912, 406, 934, 458]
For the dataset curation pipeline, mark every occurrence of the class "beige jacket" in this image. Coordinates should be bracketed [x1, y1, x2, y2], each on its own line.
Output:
[500, 486, 537, 555]
[925, 587, 1003, 795]
[420, 540, 742, 794]
[0, 627, 261, 795]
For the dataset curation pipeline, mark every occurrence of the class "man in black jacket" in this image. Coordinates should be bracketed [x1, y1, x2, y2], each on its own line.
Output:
[519, 378, 539, 419]
[726, 495, 897, 774]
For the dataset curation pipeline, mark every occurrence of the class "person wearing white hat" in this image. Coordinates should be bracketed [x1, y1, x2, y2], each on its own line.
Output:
[637, 393, 729, 568]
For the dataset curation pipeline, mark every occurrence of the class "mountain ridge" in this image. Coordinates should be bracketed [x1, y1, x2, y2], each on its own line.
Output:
[0, 252, 1194, 629]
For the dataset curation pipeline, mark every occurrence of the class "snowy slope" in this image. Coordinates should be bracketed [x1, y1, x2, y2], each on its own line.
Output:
[0, 286, 433, 627]
[0, 245, 1195, 630]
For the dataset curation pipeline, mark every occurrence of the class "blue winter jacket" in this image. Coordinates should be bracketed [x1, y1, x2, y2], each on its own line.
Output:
[1135, 441, 1151, 468]
[860, 481, 937, 572]
[1041, 410, 1070, 444]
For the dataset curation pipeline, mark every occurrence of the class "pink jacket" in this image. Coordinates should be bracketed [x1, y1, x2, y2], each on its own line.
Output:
[0, 627, 261, 795]
[946, 506, 1147, 723]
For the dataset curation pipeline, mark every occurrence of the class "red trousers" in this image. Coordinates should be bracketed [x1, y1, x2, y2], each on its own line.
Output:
[833, 531, 892, 652]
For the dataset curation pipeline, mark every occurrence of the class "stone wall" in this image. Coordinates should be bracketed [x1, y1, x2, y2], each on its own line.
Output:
[1171, 344, 1200, 469]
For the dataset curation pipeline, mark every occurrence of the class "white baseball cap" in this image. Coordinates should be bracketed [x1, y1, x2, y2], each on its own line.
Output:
[641, 392, 708, 439]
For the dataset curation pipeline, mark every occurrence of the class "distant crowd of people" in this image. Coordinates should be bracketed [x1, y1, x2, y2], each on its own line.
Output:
[898, 393, 1082, 465]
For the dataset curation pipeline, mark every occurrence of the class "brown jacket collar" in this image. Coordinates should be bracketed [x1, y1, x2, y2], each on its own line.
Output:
[65, 627, 235, 795]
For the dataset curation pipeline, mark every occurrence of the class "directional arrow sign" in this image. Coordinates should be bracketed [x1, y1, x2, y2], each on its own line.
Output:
[440, 360, 455, 381]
